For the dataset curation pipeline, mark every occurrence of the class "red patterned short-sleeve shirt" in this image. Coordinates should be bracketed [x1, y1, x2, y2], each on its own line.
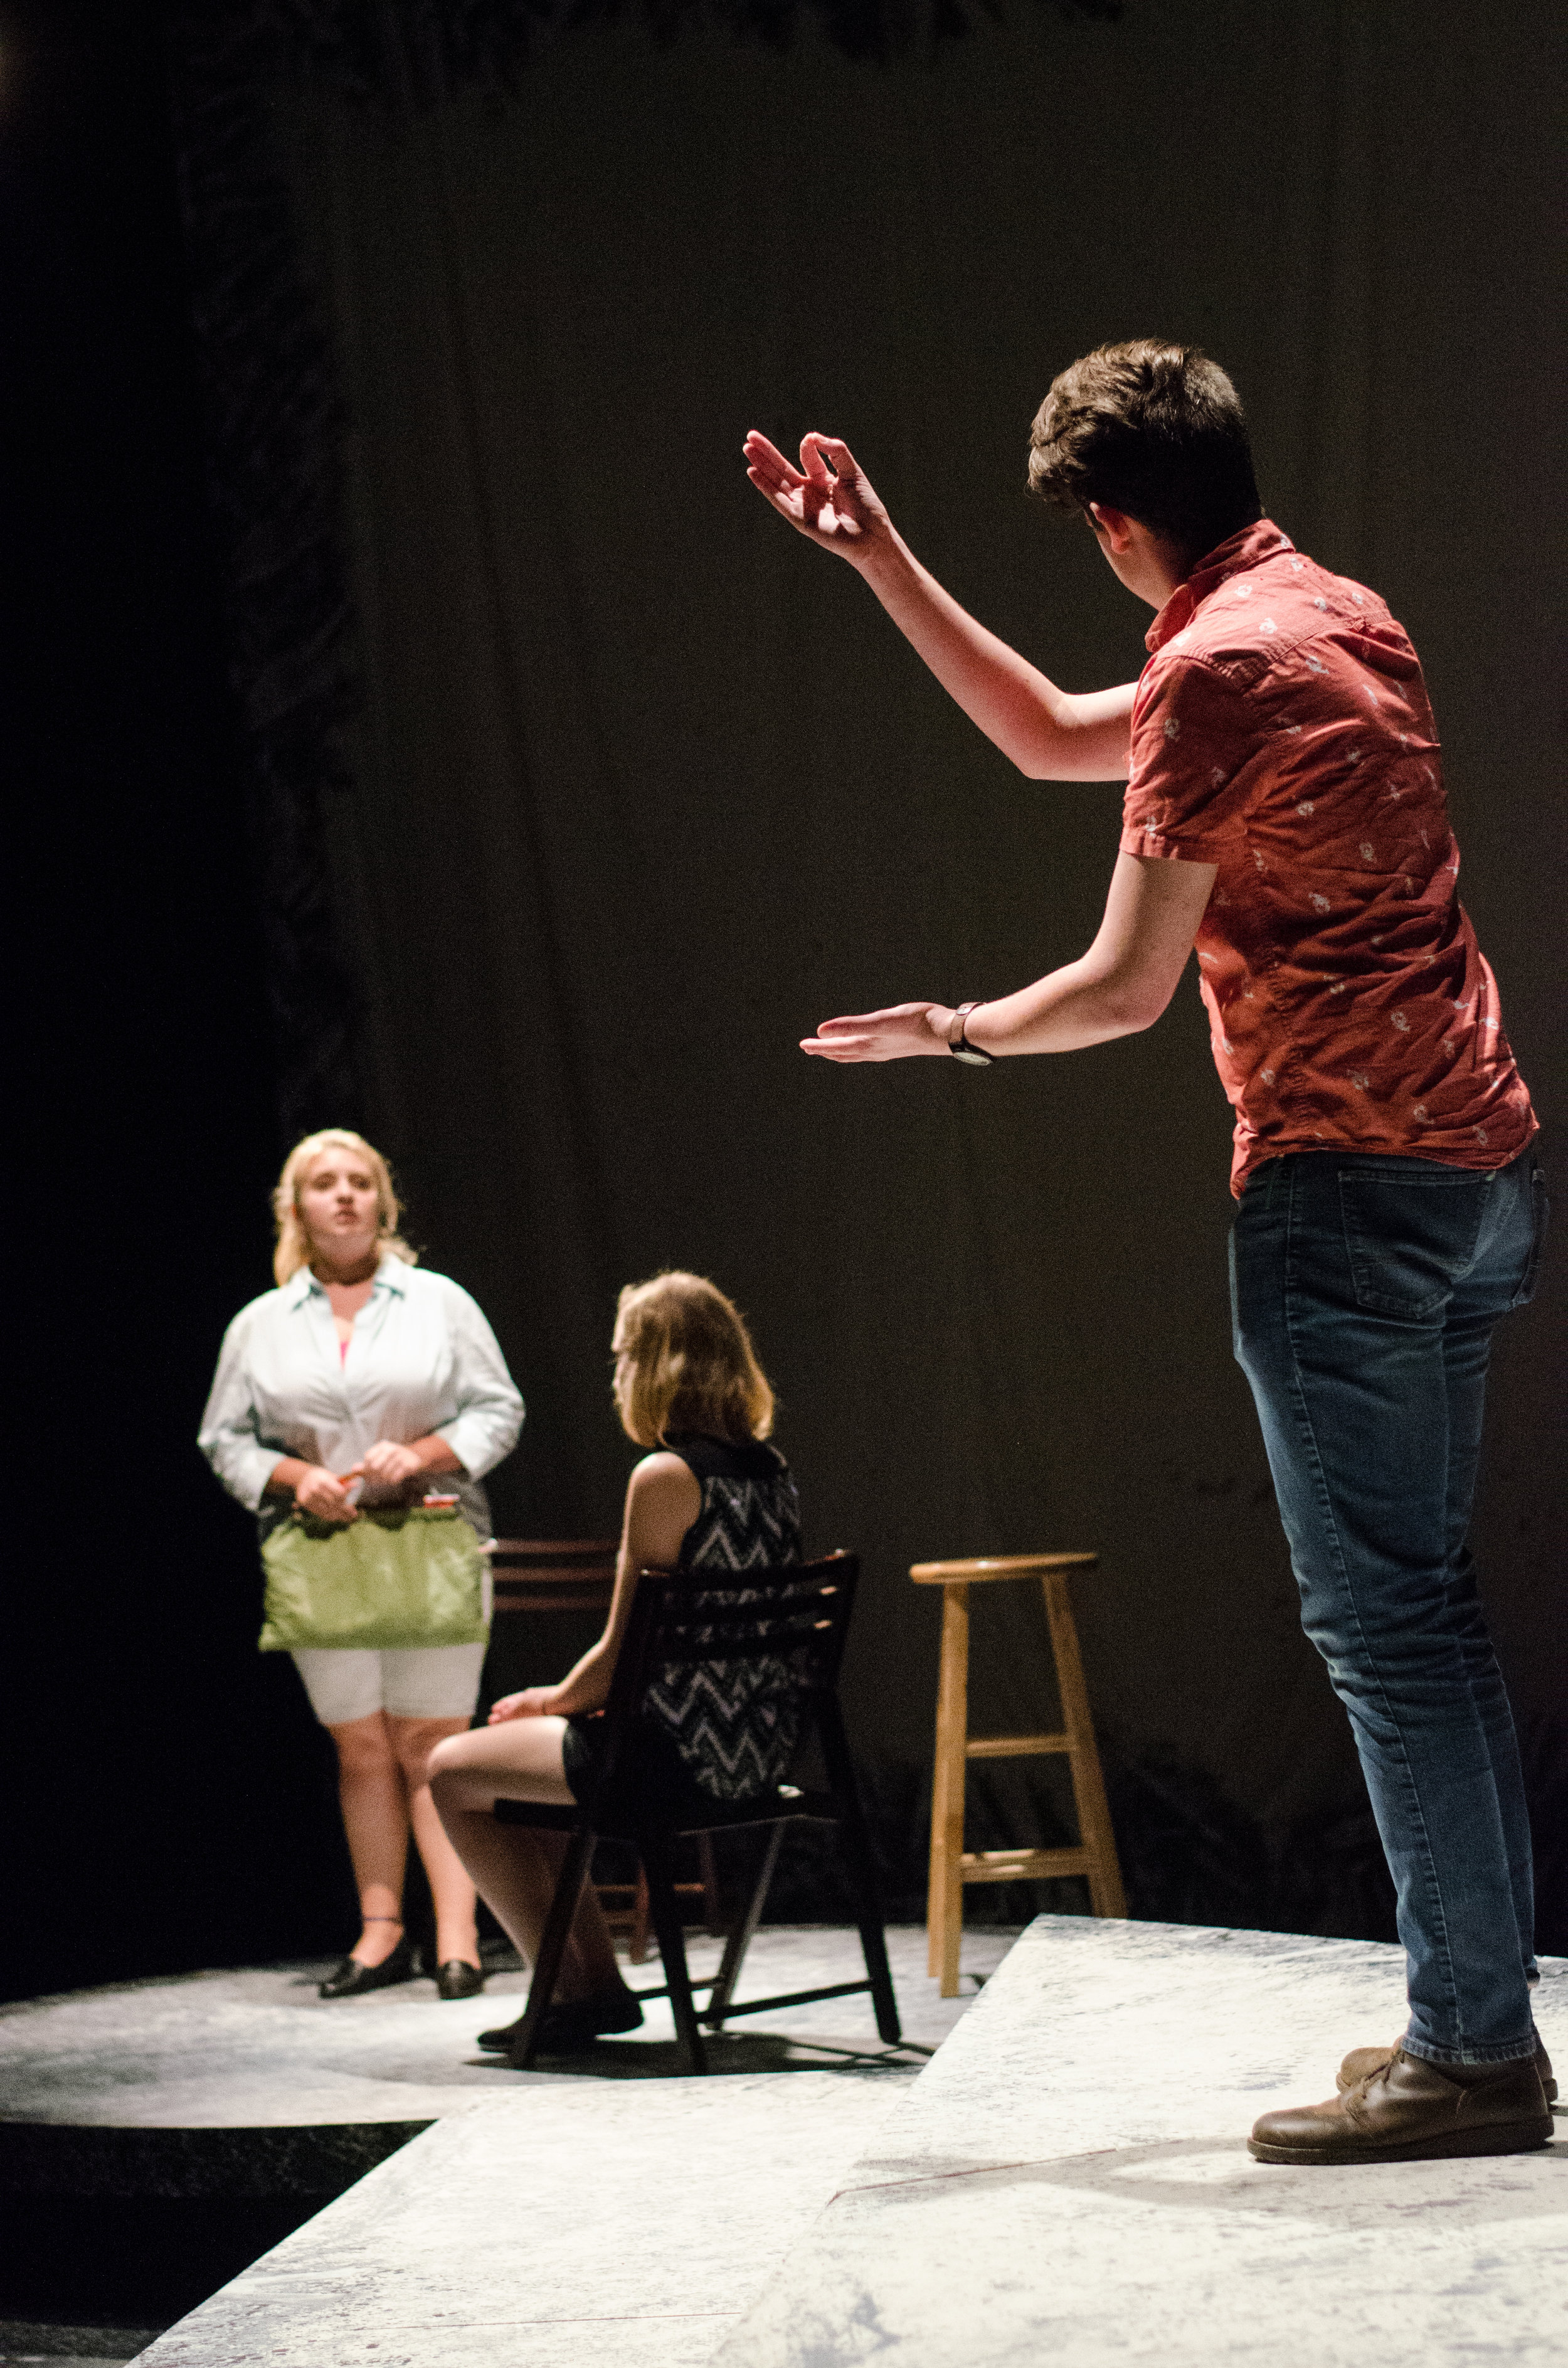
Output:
[1121, 519, 1536, 1196]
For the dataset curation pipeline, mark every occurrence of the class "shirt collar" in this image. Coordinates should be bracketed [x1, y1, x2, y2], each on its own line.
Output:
[285, 1253, 411, 1308]
[1145, 518, 1295, 652]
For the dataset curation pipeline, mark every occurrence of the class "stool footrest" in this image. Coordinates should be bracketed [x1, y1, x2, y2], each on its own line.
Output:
[960, 1847, 1090, 1884]
[965, 1731, 1071, 1760]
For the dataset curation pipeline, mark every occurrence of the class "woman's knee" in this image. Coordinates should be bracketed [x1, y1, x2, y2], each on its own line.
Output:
[427, 1742, 497, 1821]
[427, 1730, 475, 1784]
[389, 1716, 460, 1787]
[329, 1713, 396, 1776]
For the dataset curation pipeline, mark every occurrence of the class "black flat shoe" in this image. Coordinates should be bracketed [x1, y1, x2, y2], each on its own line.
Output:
[435, 1959, 486, 2001]
[319, 1936, 416, 1999]
[478, 1985, 644, 2052]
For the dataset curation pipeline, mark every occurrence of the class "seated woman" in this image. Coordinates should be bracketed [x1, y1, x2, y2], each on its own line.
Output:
[429, 1270, 800, 2051]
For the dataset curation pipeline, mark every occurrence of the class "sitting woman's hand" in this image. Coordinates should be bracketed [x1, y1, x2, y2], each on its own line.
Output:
[294, 1464, 359, 1522]
[356, 1438, 427, 1488]
[487, 1687, 559, 1724]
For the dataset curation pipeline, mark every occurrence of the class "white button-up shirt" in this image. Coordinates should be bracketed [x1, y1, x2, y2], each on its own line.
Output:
[198, 1257, 524, 1537]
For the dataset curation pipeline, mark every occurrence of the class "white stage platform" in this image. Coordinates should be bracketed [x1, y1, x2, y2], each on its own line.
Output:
[126, 1919, 1562, 2367]
[719, 1919, 1566, 2368]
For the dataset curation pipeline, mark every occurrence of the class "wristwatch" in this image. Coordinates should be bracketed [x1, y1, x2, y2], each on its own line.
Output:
[947, 1002, 993, 1066]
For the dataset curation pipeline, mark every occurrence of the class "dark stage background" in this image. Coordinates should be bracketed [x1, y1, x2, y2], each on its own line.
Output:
[9, 0, 1564, 2006]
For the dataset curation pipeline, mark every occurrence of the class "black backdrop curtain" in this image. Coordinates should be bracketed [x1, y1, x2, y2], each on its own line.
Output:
[168, 0, 1565, 1933]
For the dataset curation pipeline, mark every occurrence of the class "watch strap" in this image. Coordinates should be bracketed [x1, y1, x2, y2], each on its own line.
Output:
[948, 1002, 993, 1066]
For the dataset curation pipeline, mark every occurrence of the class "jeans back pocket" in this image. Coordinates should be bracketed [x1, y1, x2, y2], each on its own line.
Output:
[1508, 1163, 1550, 1310]
[1337, 1166, 1490, 1319]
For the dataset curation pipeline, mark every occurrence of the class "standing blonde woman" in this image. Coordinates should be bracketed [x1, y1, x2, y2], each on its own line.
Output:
[200, 1130, 523, 1999]
[430, 1270, 800, 2052]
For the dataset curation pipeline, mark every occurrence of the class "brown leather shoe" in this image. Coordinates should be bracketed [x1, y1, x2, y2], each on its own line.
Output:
[1249, 2046, 1552, 2165]
[1337, 2033, 1556, 2105]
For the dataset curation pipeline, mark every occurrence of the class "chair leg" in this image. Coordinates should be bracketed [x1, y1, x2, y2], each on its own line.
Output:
[928, 1582, 970, 1995]
[697, 1832, 723, 1936]
[1042, 1570, 1127, 1920]
[818, 1701, 901, 2046]
[629, 1861, 651, 1964]
[507, 1824, 596, 2069]
[704, 1822, 784, 2029]
[640, 1829, 707, 2073]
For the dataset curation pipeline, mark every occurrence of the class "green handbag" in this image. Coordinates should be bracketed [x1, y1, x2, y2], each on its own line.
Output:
[258, 1503, 489, 1652]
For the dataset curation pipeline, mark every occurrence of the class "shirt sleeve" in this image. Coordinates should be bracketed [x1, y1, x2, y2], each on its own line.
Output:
[432, 1282, 525, 1480]
[197, 1306, 283, 1513]
[1121, 656, 1264, 864]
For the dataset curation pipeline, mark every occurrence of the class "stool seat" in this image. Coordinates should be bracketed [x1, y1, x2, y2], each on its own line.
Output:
[914, 1550, 1126, 1995]
[911, 1553, 1098, 1584]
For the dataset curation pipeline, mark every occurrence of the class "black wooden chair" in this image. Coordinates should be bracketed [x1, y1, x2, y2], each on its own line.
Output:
[485, 1537, 720, 1952]
[492, 1549, 901, 2073]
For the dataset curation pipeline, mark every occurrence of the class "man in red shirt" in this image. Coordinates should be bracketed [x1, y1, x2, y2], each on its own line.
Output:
[744, 341, 1550, 2165]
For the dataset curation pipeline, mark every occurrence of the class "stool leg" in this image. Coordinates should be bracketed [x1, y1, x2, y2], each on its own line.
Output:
[1042, 1571, 1126, 1919]
[928, 1581, 970, 1995]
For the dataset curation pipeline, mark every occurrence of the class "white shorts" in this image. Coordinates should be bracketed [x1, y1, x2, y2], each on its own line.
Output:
[290, 1641, 489, 1728]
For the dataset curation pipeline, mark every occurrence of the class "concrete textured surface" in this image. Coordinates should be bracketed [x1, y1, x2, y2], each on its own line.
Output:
[0, 1925, 1005, 2137]
[23, 1919, 1561, 2365]
[100, 1925, 1013, 2367]
[716, 1918, 1566, 2368]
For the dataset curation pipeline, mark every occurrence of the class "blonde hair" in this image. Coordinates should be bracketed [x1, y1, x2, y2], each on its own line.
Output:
[271, 1128, 417, 1286]
[612, 1272, 775, 1450]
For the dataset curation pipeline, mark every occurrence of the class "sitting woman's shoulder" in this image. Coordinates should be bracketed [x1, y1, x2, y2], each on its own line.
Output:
[623, 1450, 704, 1571]
[662, 1431, 788, 1484]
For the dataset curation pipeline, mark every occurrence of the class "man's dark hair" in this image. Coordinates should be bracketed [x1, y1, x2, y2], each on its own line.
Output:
[1027, 340, 1263, 565]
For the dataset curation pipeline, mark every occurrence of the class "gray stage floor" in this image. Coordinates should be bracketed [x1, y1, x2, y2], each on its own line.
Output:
[9, 1922, 1562, 2366]
[0, 1924, 1008, 2131]
[1, 1924, 1013, 2367]
[119, 1919, 1564, 2368]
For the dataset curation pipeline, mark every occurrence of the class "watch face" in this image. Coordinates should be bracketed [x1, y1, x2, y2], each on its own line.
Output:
[951, 1046, 992, 1067]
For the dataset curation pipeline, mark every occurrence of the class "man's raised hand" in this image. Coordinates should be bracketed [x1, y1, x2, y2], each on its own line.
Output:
[743, 431, 892, 564]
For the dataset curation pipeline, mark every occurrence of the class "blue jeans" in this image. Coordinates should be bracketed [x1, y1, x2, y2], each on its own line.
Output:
[1230, 1147, 1547, 2066]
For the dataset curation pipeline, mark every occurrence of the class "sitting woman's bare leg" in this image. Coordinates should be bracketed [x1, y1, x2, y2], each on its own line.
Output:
[428, 1721, 625, 2001]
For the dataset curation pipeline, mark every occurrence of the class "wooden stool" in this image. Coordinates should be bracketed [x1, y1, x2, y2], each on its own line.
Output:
[911, 1553, 1126, 1997]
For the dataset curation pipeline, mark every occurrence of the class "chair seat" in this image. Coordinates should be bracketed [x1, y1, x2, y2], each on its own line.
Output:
[493, 1781, 835, 1840]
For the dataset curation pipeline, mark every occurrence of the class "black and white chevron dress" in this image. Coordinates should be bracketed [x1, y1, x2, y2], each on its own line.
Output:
[562, 1432, 802, 1820]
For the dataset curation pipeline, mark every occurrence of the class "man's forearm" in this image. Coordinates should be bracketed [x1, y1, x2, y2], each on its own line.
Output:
[858, 534, 1135, 781]
[963, 959, 1162, 1057]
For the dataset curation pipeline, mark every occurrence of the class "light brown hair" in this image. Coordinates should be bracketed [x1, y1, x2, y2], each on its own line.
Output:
[612, 1272, 775, 1449]
[271, 1128, 416, 1287]
[1027, 339, 1262, 565]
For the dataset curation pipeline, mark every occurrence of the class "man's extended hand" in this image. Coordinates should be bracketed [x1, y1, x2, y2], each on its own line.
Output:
[802, 1002, 955, 1062]
[743, 432, 893, 566]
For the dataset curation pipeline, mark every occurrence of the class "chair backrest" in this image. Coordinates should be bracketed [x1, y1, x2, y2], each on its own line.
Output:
[487, 1538, 618, 1617]
[598, 1553, 859, 1807]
